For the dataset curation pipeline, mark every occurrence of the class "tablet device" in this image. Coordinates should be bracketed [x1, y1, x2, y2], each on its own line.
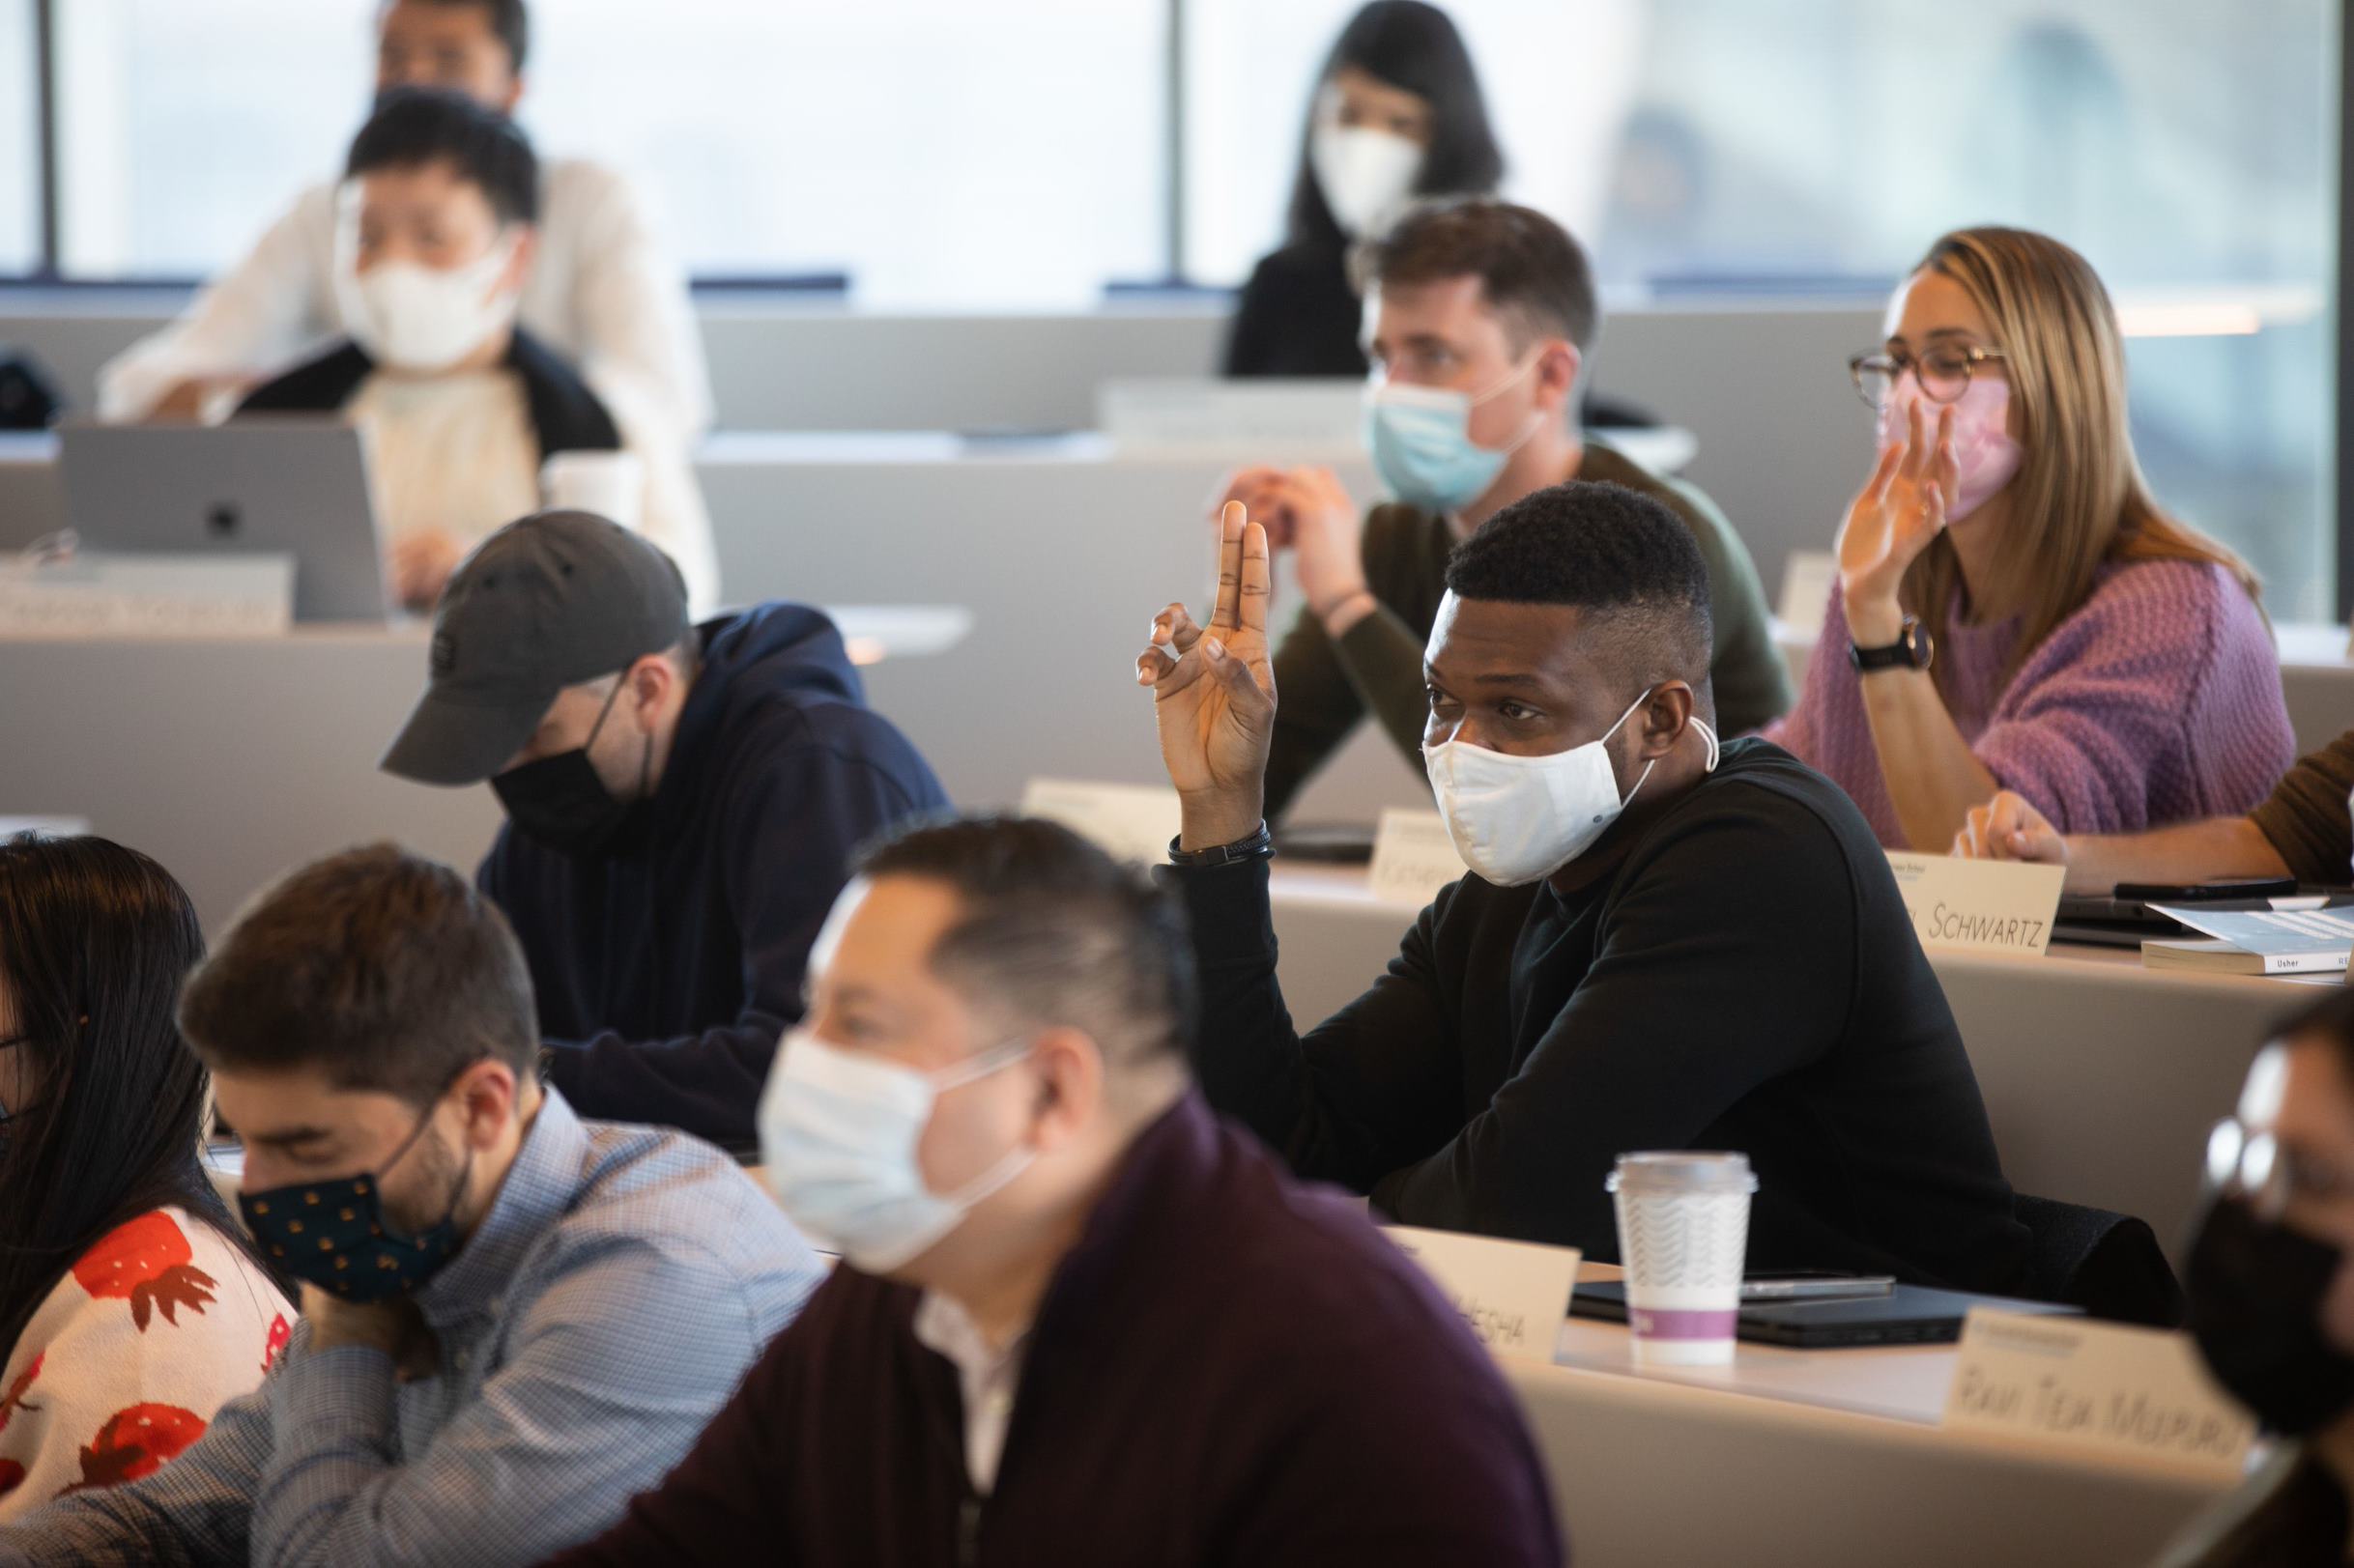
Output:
[1570, 1279, 2081, 1349]
[59, 417, 390, 622]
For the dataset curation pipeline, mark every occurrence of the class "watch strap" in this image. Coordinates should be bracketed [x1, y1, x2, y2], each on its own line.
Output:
[1167, 821, 1274, 868]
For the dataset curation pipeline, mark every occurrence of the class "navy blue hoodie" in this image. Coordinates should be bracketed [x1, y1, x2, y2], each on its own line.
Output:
[481, 603, 950, 1150]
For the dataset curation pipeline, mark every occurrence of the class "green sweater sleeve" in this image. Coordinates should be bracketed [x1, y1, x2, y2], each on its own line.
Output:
[1654, 473, 1791, 736]
[2249, 731, 2354, 886]
[1333, 605, 1438, 767]
[1262, 505, 1449, 821]
[1581, 442, 1791, 736]
[1263, 608, 1373, 823]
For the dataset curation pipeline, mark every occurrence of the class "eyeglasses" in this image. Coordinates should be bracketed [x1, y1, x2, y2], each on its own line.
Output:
[2205, 1116, 2354, 1221]
[1849, 345, 2008, 412]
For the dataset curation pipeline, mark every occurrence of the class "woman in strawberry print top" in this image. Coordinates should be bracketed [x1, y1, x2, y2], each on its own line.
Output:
[0, 837, 290, 1519]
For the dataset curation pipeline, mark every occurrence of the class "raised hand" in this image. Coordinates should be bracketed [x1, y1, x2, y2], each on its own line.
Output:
[1137, 501, 1276, 849]
[1837, 396, 1958, 646]
[1952, 790, 2066, 868]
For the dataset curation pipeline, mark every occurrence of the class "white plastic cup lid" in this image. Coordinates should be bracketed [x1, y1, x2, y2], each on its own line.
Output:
[1605, 1150, 1758, 1195]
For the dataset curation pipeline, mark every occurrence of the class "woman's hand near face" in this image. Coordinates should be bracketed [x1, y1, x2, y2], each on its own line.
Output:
[1837, 397, 1960, 646]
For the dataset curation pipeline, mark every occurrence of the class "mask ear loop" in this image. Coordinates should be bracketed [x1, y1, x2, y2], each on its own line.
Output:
[1691, 717, 1721, 774]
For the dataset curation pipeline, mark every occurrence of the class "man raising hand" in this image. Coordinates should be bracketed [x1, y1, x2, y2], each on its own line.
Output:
[1134, 480, 2031, 1293]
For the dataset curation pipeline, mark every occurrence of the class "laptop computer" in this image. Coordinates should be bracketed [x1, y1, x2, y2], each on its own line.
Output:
[1571, 1279, 2081, 1349]
[58, 418, 390, 622]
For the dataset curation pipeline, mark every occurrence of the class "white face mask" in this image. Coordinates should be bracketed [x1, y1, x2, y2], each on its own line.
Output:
[1422, 689, 1721, 887]
[335, 214, 522, 375]
[758, 1028, 1036, 1273]
[1311, 124, 1422, 238]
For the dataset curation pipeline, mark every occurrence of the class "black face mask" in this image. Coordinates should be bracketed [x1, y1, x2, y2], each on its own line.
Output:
[2185, 1195, 2354, 1436]
[491, 680, 651, 860]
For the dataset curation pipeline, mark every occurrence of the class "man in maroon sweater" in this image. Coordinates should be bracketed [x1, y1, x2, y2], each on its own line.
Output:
[539, 815, 1563, 1567]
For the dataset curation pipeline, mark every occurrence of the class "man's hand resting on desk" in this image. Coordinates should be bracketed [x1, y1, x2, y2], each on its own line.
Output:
[1137, 501, 1276, 851]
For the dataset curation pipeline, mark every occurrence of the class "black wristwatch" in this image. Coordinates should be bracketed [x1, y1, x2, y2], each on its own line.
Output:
[1851, 616, 1935, 674]
[1167, 820, 1274, 868]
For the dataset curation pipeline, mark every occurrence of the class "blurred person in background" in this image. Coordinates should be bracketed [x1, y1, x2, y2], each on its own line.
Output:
[100, 0, 711, 447]
[1222, 1, 1504, 379]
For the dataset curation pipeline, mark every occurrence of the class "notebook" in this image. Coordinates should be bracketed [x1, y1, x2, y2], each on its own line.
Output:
[2142, 902, 2354, 976]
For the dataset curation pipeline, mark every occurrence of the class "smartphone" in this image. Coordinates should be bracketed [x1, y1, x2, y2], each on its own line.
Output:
[2111, 877, 2298, 903]
[1738, 1271, 1897, 1301]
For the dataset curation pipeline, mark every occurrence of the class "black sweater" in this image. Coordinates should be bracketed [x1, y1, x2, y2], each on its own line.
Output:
[485, 603, 948, 1151]
[539, 1095, 1564, 1568]
[1222, 242, 1368, 379]
[1172, 738, 2032, 1291]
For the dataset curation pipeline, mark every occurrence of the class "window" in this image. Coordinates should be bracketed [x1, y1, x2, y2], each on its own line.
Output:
[0, 0, 37, 275]
[47, 0, 1167, 308]
[522, 0, 1167, 306]
[1181, 0, 1645, 288]
[1593, 0, 2337, 617]
[53, 0, 373, 278]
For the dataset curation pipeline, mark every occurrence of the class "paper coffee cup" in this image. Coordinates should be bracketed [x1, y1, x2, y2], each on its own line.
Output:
[1607, 1152, 1757, 1366]
[539, 450, 646, 529]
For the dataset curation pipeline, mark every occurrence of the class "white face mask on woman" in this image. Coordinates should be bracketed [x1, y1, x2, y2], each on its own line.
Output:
[1311, 124, 1422, 238]
[758, 1029, 1036, 1273]
[1423, 689, 1721, 887]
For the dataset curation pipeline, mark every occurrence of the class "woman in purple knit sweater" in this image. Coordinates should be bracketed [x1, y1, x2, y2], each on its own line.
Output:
[1766, 226, 2294, 851]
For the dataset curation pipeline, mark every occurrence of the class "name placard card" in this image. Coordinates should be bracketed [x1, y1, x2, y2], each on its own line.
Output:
[1019, 778, 1184, 869]
[0, 554, 294, 640]
[1941, 1309, 2255, 1477]
[1368, 810, 1469, 905]
[1886, 853, 2066, 957]
[1385, 1225, 1580, 1363]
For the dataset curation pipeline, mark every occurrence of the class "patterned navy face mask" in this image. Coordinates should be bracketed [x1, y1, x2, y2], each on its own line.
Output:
[239, 1090, 473, 1303]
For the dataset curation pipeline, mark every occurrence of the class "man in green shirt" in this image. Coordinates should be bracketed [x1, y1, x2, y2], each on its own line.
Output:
[1222, 197, 1789, 820]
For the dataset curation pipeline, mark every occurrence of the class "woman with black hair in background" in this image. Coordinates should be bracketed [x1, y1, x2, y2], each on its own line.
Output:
[1222, 1, 1505, 378]
[0, 836, 287, 1517]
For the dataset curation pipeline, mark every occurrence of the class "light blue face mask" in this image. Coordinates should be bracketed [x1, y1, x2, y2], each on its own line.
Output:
[1363, 355, 1547, 514]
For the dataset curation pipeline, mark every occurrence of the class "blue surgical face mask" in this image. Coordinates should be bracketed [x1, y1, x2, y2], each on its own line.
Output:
[1363, 354, 1547, 514]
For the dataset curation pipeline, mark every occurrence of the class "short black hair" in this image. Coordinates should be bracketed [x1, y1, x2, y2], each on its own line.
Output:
[1356, 196, 1598, 353]
[348, 87, 538, 226]
[856, 816, 1197, 1078]
[1446, 479, 1714, 691]
[178, 843, 539, 1105]
[389, 0, 530, 72]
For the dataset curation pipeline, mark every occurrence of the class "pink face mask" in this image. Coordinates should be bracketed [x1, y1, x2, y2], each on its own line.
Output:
[1877, 371, 2022, 523]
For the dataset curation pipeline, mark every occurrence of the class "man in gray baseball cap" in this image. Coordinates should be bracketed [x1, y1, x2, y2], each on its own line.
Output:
[384, 510, 952, 1148]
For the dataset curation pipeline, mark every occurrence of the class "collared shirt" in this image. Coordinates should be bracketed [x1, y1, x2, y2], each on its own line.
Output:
[910, 1291, 1030, 1495]
[0, 1089, 822, 1568]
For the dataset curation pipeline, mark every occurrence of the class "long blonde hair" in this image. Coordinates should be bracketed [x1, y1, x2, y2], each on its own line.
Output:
[1899, 227, 2261, 697]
